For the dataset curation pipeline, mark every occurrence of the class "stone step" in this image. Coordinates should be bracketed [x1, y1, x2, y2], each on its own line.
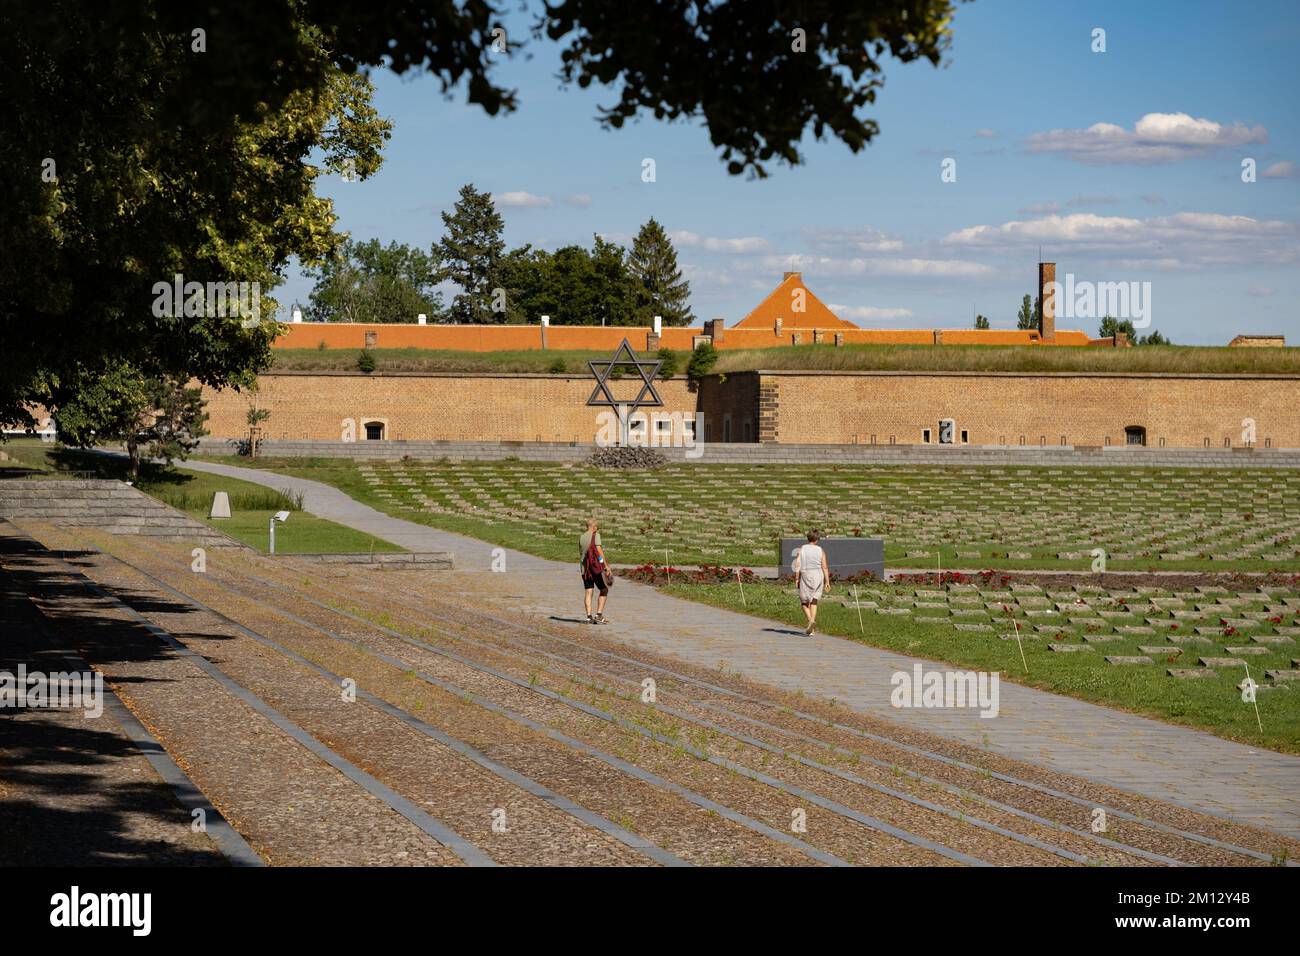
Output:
[1, 479, 248, 550]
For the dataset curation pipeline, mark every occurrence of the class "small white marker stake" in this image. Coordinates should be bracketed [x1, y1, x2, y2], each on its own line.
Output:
[735, 568, 747, 606]
[1243, 662, 1264, 733]
[1011, 616, 1029, 673]
[663, 549, 672, 584]
[852, 584, 865, 636]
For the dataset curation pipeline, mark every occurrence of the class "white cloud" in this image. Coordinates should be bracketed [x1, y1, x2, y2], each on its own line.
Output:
[1247, 286, 1276, 297]
[943, 211, 1300, 269]
[829, 304, 915, 321]
[801, 227, 905, 254]
[974, 128, 999, 139]
[763, 254, 993, 278]
[670, 230, 769, 253]
[493, 191, 553, 208]
[1261, 161, 1299, 179]
[680, 264, 744, 287]
[1025, 112, 1268, 164]
[1018, 201, 1061, 215]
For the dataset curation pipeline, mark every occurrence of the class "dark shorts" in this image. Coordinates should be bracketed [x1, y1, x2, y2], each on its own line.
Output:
[582, 572, 608, 595]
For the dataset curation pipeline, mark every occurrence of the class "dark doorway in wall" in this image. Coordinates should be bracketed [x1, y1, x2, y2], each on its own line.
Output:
[1124, 425, 1146, 446]
[364, 421, 385, 441]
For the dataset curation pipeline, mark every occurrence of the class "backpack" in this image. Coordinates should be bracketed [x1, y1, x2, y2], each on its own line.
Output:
[583, 537, 603, 577]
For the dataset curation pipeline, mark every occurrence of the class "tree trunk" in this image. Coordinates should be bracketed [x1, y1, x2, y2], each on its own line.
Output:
[127, 437, 141, 478]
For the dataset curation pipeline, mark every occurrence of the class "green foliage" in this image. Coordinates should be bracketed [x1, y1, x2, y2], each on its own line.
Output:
[53, 365, 208, 476]
[497, 235, 638, 325]
[655, 348, 681, 379]
[629, 218, 693, 325]
[1100, 317, 1173, 346]
[0, 8, 393, 423]
[1099, 316, 1134, 340]
[356, 349, 377, 373]
[1016, 294, 1038, 330]
[433, 183, 506, 323]
[307, 238, 443, 322]
[974, 314, 990, 330]
[543, 0, 959, 177]
[687, 342, 720, 381]
[547, 357, 569, 374]
[53, 366, 149, 451]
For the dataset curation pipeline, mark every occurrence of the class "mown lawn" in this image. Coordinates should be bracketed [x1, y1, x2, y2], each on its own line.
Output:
[190, 454, 1300, 573]
[641, 572, 1300, 753]
[202, 507, 403, 554]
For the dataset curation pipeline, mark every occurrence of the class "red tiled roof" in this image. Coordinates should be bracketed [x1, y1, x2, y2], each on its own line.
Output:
[731, 273, 857, 329]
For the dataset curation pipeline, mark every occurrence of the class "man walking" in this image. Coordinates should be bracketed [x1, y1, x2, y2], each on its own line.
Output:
[580, 518, 611, 624]
[792, 530, 830, 636]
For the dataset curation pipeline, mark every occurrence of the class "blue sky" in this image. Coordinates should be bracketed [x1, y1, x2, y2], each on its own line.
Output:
[281, 0, 1300, 344]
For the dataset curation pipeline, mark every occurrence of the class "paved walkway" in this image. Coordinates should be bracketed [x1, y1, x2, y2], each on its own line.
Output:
[182, 459, 1300, 838]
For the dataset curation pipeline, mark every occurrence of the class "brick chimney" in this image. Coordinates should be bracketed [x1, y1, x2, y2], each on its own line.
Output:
[1037, 262, 1056, 342]
[706, 318, 725, 343]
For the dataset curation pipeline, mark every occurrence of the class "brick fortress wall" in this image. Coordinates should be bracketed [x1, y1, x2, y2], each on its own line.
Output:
[204, 372, 699, 444]
[202, 370, 1300, 450]
[755, 371, 1300, 449]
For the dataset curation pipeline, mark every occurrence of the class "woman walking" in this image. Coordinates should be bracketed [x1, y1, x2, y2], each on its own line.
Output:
[580, 518, 611, 624]
[792, 530, 830, 635]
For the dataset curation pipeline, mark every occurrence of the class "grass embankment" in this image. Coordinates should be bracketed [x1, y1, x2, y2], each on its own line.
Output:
[0, 439, 401, 554]
[272, 347, 615, 375]
[268, 343, 1300, 376]
[637, 570, 1300, 754]
[716, 343, 1300, 375]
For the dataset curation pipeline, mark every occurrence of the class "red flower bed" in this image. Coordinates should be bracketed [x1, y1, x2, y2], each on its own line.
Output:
[620, 563, 757, 586]
[829, 569, 877, 584]
[890, 569, 1010, 588]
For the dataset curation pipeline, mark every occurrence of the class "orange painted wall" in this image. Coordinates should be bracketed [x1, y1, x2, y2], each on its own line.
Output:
[273, 322, 708, 353]
[714, 327, 1092, 348]
[273, 322, 1095, 352]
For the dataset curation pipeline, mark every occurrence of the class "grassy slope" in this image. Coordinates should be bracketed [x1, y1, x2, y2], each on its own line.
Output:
[716, 342, 1300, 375]
[272, 347, 617, 375]
[654, 576, 1300, 754]
[0, 440, 402, 554]
[268, 343, 1300, 376]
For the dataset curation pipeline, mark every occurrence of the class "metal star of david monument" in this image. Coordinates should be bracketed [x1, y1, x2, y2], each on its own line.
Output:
[587, 338, 663, 446]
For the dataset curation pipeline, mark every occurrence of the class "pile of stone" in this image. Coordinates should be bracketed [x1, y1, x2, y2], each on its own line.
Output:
[588, 446, 668, 470]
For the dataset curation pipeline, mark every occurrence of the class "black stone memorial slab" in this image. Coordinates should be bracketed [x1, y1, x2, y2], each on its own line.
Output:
[778, 537, 885, 581]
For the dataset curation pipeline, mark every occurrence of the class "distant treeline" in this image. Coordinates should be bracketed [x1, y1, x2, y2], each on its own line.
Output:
[307, 184, 694, 326]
